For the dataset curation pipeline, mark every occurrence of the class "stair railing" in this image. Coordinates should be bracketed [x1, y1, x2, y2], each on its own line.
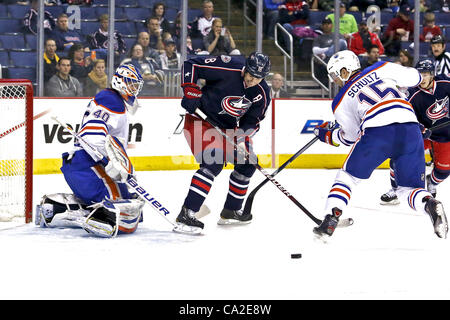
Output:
[274, 23, 294, 89]
[311, 54, 332, 98]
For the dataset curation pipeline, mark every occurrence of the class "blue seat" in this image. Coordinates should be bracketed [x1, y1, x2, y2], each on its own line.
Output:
[0, 19, 23, 33]
[45, 5, 64, 18]
[115, 21, 136, 36]
[0, 4, 8, 18]
[7, 4, 30, 19]
[93, 0, 108, 5]
[435, 12, 450, 26]
[10, 50, 37, 68]
[307, 11, 331, 28]
[25, 34, 36, 50]
[80, 6, 98, 20]
[7, 66, 36, 83]
[0, 50, 9, 66]
[191, 37, 204, 50]
[380, 12, 394, 26]
[124, 7, 151, 21]
[165, 8, 177, 22]
[80, 21, 99, 36]
[95, 7, 127, 20]
[188, 9, 202, 22]
[137, 0, 157, 8]
[122, 36, 136, 51]
[116, 0, 137, 6]
[0, 34, 26, 50]
[166, 0, 180, 8]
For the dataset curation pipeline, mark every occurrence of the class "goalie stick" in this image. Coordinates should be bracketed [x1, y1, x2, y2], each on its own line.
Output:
[51, 116, 209, 235]
[194, 109, 353, 227]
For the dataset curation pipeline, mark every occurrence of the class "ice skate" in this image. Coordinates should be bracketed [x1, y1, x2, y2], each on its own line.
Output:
[313, 207, 342, 238]
[174, 206, 204, 234]
[424, 197, 448, 239]
[426, 174, 437, 198]
[217, 208, 252, 225]
[380, 189, 400, 205]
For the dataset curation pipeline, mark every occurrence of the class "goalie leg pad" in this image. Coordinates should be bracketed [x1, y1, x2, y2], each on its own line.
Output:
[83, 200, 120, 238]
[105, 135, 134, 182]
[115, 199, 145, 234]
[35, 193, 89, 228]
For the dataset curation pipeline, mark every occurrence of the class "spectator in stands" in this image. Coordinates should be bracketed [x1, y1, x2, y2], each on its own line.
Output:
[263, 0, 285, 40]
[326, 3, 357, 40]
[431, 35, 450, 77]
[270, 73, 289, 98]
[312, 18, 347, 61]
[83, 59, 107, 97]
[278, 0, 309, 49]
[151, 2, 172, 36]
[348, 20, 384, 56]
[203, 18, 240, 56]
[190, 0, 217, 39]
[159, 39, 181, 70]
[395, 48, 413, 67]
[44, 38, 59, 83]
[382, 4, 413, 56]
[51, 13, 87, 52]
[23, 0, 55, 36]
[360, 44, 381, 69]
[420, 13, 442, 43]
[136, 31, 162, 69]
[88, 14, 127, 59]
[120, 43, 164, 96]
[68, 43, 93, 85]
[146, 16, 165, 53]
[46, 56, 82, 97]
[309, 0, 340, 11]
[426, 0, 449, 12]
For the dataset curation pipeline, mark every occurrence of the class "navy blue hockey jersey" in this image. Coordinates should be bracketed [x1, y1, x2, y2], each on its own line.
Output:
[181, 55, 271, 137]
[407, 75, 450, 142]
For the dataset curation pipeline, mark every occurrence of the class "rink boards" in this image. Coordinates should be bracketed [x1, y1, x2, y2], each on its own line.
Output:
[31, 97, 390, 174]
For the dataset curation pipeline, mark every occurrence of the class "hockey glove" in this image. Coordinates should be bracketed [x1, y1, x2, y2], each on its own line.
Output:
[104, 135, 134, 182]
[181, 83, 202, 114]
[419, 123, 432, 140]
[314, 121, 339, 147]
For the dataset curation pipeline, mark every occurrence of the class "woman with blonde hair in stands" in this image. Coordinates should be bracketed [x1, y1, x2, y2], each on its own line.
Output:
[83, 59, 108, 97]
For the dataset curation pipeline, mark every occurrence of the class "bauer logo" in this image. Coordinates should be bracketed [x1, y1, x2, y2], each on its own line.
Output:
[43, 123, 143, 143]
[301, 120, 324, 134]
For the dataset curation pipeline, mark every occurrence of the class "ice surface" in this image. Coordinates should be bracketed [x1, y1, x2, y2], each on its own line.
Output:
[1, 168, 450, 299]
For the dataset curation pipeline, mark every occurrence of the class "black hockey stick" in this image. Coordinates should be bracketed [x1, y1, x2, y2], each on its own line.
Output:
[430, 120, 450, 132]
[242, 135, 320, 216]
[195, 109, 353, 227]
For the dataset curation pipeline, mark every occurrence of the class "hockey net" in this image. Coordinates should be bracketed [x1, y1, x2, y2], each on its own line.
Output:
[0, 79, 33, 224]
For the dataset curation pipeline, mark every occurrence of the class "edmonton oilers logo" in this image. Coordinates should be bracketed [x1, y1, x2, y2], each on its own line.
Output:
[426, 96, 449, 120]
[220, 96, 252, 118]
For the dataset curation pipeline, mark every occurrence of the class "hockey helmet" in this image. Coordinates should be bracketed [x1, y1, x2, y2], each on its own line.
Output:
[111, 64, 144, 98]
[431, 34, 445, 45]
[245, 52, 271, 78]
[415, 59, 434, 74]
[327, 50, 361, 83]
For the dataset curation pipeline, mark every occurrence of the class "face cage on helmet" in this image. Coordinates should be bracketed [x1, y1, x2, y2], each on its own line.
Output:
[123, 76, 144, 97]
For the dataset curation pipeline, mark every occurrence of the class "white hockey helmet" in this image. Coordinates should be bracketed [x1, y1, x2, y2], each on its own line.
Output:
[111, 64, 144, 98]
[327, 50, 361, 83]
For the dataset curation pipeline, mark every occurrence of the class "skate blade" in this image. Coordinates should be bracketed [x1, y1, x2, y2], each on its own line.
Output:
[380, 199, 400, 206]
[336, 218, 354, 228]
[217, 218, 252, 226]
[172, 223, 203, 235]
[434, 203, 448, 239]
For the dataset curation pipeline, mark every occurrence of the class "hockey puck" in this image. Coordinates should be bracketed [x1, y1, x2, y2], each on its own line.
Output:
[291, 253, 302, 259]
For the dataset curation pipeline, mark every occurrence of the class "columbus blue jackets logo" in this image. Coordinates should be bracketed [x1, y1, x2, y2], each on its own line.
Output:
[220, 96, 252, 118]
[426, 96, 449, 121]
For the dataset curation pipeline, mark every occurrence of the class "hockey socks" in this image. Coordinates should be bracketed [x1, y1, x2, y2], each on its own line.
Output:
[183, 168, 216, 212]
[224, 170, 251, 210]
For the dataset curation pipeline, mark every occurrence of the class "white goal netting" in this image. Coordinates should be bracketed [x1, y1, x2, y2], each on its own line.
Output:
[0, 82, 32, 223]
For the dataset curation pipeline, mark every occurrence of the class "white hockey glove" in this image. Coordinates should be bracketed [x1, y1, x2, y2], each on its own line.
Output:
[104, 135, 134, 182]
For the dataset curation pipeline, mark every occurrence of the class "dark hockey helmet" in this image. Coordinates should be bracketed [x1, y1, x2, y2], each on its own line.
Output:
[415, 59, 434, 73]
[245, 52, 271, 78]
[431, 34, 445, 44]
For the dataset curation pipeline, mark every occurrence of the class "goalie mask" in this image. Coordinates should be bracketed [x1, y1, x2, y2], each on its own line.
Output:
[111, 64, 144, 99]
[327, 50, 361, 84]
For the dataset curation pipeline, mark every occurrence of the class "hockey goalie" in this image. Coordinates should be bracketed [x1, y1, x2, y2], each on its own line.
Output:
[35, 64, 146, 238]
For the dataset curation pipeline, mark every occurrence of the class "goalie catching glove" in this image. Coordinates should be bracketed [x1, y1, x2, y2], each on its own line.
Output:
[104, 135, 134, 182]
[314, 121, 340, 147]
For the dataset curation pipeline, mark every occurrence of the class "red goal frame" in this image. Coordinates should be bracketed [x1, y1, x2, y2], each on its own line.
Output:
[0, 79, 33, 223]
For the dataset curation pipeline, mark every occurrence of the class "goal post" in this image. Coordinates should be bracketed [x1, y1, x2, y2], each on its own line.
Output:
[0, 79, 33, 223]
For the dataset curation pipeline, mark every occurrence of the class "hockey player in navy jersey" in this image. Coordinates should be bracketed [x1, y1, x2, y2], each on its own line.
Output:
[312, 50, 448, 239]
[175, 52, 271, 234]
[35, 64, 146, 238]
[381, 59, 450, 204]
